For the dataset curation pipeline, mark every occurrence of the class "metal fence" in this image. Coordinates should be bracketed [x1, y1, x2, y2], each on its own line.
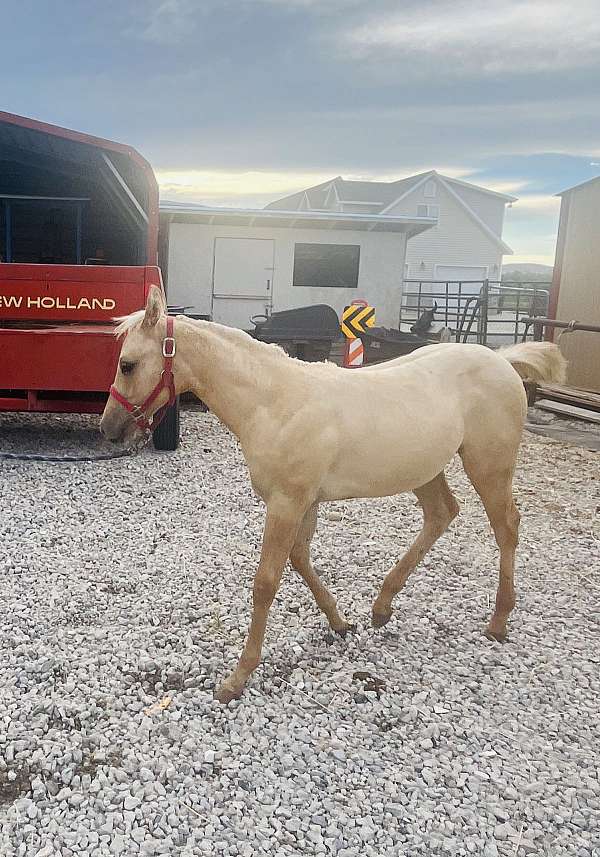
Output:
[400, 279, 551, 347]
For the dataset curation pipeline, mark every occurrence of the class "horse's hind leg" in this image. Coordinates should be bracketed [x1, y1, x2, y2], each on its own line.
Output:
[372, 473, 459, 628]
[460, 448, 520, 642]
[290, 504, 352, 634]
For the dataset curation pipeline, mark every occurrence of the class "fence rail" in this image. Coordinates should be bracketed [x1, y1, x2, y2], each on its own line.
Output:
[521, 316, 600, 340]
[400, 279, 551, 347]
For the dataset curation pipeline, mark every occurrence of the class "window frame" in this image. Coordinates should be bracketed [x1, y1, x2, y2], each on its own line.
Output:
[417, 204, 439, 218]
[292, 242, 361, 289]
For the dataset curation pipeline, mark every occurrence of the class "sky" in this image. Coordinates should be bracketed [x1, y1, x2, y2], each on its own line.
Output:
[3, 0, 600, 265]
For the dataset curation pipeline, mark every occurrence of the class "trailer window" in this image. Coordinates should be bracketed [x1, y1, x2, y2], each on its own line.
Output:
[293, 243, 360, 289]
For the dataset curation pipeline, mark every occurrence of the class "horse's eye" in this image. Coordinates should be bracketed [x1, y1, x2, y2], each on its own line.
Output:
[121, 361, 136, 376]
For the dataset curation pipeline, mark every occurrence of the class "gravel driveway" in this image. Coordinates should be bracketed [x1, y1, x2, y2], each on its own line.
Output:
[1, 410, 599, 856]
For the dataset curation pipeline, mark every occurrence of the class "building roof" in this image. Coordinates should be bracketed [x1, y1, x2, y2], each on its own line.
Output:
[265, 170, 517, 212]
[556, 174, 600, 196]
[159, 201, 436, 236]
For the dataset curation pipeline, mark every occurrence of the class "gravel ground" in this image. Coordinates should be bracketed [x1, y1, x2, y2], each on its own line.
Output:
[1, 409, 599, 857]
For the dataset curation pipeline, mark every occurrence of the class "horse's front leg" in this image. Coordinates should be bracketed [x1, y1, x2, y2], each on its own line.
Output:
[215, 495, 306, 704]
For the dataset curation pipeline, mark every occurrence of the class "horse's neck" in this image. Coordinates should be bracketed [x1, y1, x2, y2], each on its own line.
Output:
[176, 319, 286, 440]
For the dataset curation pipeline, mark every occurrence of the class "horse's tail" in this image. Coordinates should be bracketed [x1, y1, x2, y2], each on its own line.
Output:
[498, 341, 567, 384]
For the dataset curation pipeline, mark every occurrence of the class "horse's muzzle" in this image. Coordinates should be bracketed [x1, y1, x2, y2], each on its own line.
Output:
[99, 404, 137, 444]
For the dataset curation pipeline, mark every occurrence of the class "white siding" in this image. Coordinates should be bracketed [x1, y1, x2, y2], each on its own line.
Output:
[167, 222, 408, 327]
[385, 180, 504, 281]
[449, 183, 506, 237]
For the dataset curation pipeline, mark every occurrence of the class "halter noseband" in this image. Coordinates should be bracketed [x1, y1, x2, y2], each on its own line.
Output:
[109, 316, 177, 434]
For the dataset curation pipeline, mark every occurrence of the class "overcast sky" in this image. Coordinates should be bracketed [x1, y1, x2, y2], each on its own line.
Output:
[3, 0, 600, 264]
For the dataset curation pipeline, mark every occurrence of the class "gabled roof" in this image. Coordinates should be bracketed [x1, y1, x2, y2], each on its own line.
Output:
[440, 173, 518, 203]
[265, 172, 432, 211]
[265, 169, 515, 253]
[378, 170, 517, 211]
[266, 170, 516, 212]
[332, 173, 432, 205]
[265, 177, 338, 211]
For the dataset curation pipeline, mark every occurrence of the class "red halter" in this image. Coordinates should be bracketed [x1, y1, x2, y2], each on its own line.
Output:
[109, 316, 177, 434]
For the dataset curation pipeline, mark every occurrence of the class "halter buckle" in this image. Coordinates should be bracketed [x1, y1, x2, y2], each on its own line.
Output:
[163, 337, 176, 358]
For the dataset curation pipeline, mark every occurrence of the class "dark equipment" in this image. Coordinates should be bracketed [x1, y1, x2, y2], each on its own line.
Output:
[358, 327, 434, 365]
[249, 304, 340, 362]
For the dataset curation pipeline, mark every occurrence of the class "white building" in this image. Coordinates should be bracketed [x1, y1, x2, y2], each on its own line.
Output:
[160, 204, 435, 328]
[266, 170, 516, 284]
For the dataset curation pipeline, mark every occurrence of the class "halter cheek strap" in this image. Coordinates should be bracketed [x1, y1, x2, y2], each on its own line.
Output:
[109, 316, 177, 434]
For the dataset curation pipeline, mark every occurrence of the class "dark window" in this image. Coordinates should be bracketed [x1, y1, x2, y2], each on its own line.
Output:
[293, 243, 360, 289]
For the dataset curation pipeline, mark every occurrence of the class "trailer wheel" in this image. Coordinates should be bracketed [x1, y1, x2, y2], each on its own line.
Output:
[152, 396, 180, 451]
[302, 341, 332, 362]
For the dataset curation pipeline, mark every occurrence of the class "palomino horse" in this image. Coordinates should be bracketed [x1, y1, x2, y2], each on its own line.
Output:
[100, 287, 566, 704]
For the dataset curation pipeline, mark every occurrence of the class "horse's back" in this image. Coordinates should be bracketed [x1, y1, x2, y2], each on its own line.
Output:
[358, 343, 526, 418]
[319, 344, 526, 497]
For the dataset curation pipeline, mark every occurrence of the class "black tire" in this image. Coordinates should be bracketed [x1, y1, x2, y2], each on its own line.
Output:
[152, 396, 180, 451]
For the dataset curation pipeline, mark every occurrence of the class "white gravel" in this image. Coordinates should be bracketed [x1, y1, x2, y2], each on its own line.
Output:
[1, 409, 599, 857]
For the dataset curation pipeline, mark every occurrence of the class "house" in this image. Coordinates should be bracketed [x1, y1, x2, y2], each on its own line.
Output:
[550, 176, 600, 391]
[159, 203, 435, 329]
[266, 170, 516, 284]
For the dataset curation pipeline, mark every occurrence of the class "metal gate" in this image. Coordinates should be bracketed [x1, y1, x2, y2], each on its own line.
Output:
[400, 279, 551, 346]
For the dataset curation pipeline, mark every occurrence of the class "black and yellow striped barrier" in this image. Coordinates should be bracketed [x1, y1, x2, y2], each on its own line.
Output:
[341, 303, 375, 340]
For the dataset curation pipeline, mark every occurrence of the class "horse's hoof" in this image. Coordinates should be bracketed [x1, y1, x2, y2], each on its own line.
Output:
[334, 622, 356, 638]
[372, 611, 392, 629]
[214, 683, 243, 704]
[484, 627, 507, 643]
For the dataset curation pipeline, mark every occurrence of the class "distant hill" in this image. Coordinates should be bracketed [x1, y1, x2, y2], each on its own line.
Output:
[503, 263, 553, 274]
[502, 263, 553, 283]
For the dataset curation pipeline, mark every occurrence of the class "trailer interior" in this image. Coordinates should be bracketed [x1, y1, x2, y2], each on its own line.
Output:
[0, 114, 156, 266]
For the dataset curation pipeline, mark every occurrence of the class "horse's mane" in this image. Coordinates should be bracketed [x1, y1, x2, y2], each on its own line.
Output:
[111, 310, 340, 376]
[114, 310, 147, 338]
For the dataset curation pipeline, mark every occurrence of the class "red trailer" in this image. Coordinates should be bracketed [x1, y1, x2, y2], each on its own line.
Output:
[0, 111, 179, 450]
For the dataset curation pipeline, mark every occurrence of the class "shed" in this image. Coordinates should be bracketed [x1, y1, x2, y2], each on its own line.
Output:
[550, 177, 600, 391]
[160, 203, 435, 329]
[0, 110, 158, 266]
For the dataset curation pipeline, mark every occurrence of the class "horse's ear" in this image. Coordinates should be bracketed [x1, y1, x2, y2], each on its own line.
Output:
[142, 286, 166, 328]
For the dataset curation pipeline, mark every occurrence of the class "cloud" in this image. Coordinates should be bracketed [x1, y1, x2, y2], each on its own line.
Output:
[477, 180, 529, 196]
[508, 253, 556, 266]
[156, 164, 487, 206]
[138, 0, 204, 45]
[511, 194, 562, 213]
[348, 1, 600, 74]
[156, 168, 336, 205]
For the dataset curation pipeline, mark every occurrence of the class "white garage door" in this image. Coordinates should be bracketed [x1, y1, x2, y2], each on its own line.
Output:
[434, 265, 487, 283]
